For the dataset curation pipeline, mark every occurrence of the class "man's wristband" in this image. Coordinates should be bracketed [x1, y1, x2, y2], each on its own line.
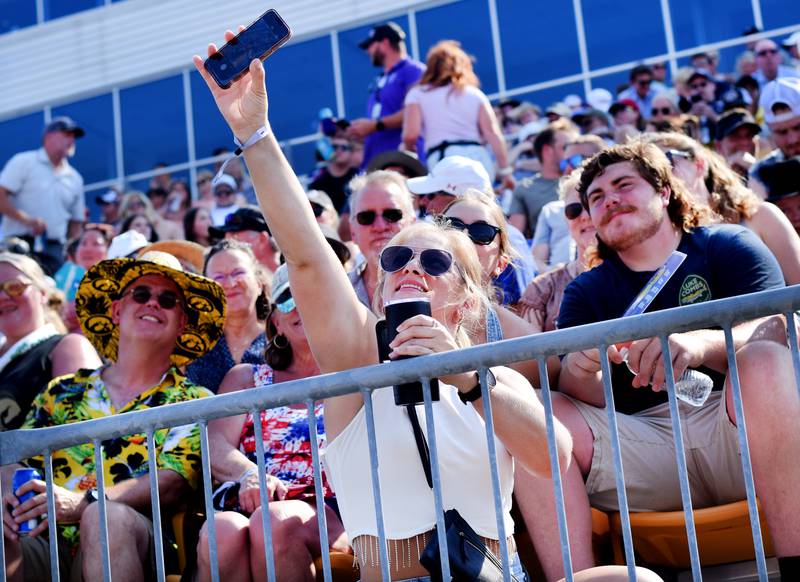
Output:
[375, 118, 386, 132]
[497, 166, 513, 177]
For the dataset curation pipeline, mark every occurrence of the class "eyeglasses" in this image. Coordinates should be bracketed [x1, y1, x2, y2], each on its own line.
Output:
[665, 149, 692, 166]
[756, 48, 779, 57]
[0, 279, 30, 297]
[215, 188, 235, 197]
[124, 285, 181, 310]
[210, 269, 248, 285]
[689, 81, 708, 91]
[310, 203, 326, 218]
[559, 154, 586, 173]
[380, 245, 454, 277]
[355, 208, 404, 226]
[446, 217, 501, 246]
[652, 107, 673, 116]
[331, 143, 353, 152]
[564, 202, 586, 221]
[637, 79, 652, 86]
[274, 289, 296, 313]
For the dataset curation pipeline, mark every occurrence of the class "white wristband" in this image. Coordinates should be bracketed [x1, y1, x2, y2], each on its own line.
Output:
[497, 166, 513, 177]
[213, 124, 272, 186]
[237, 466, 258, 484]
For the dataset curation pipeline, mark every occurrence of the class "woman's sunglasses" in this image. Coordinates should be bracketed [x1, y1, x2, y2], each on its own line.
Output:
[124, 285, 181, 310]
[652, 107, 673, 116]
[0, 279, 30, 297]
[355, 209, 403, 226]
[665, 149, 692, 167]
[379, 246, 453, 277]
[446, 217, 501, 246]
[564, 202, 586, 221]
[559, 154, 586, 173]
[274, 289, 296, 314]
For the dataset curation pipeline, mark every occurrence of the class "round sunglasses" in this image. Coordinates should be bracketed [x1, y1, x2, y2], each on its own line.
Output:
[379, 245, 453, 277]
[124, 285, 181, 310]
[0, 279, 31, 297]
[564, 202, 586, 221]
[446, 217, 501, 246]
[559, 154, 586, 173]
[355, 209, 403, 226]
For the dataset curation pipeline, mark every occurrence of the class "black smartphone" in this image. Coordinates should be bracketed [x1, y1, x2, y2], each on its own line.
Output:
[204, 9, 292, 89]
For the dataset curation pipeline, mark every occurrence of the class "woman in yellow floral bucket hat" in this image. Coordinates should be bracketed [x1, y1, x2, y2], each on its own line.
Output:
[75, 251, 226, 367]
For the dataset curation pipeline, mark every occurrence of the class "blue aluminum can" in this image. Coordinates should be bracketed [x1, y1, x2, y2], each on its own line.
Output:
[12, 468, 41, 535]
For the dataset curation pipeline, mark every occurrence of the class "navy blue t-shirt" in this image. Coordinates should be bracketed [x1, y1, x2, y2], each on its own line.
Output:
[557, 225, 784, 414]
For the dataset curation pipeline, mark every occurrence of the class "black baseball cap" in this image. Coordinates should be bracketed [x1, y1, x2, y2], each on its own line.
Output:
[358, 22, 405, 49]
[44, 116, 85, 138]
[209, 207, 270, 239]
[715, 109, 761, 141]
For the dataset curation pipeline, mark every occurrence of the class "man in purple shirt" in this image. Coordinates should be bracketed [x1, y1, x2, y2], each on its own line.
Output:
[348, 22, 425, 168]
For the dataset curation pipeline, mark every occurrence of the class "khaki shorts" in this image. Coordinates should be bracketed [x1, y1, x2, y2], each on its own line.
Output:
[20, 512, 155, 582]
[563, 391, 747, 512]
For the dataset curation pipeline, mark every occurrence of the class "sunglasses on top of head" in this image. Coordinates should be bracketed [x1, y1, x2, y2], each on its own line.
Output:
[124, 285, 181, 310]
[559, 154, 586, 173]
[446, 217, 501, 246]
[564, 202, 586, 221]
[355, 209, 403, 226]
[665, 149, 692, 167]
[379, 245, 454, 277]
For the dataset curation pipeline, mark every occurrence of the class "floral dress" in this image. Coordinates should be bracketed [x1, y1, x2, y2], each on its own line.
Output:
[212, 364, 331, 512]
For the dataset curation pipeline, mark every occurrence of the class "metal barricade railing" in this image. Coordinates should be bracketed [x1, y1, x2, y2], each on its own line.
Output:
[1, 285, 798, 582]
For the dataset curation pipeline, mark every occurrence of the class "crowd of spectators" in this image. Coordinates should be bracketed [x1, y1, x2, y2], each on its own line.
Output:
[0, 17, 799, 582]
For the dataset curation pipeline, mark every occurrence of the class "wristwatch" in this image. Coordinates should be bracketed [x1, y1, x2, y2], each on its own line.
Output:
[458, 369, 497, 404]
[375, 118, 386, 132]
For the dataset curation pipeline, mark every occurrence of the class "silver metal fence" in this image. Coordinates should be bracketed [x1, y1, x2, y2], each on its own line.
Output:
[1, 285, 798, 582]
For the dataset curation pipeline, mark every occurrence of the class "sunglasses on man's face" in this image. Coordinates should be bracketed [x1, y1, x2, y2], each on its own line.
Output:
[756, 48, 779, 57]
[564, 202, 586, 221]
[380, 245, 454, 277]
[331, 143, 353, 152]
[652, 107, 673, 116]
[355, 208, 403, 226]
[446, 217, 501, 246]
[124, 285, 181, 310]
[559, 154, 586, 173]
[0, 279, 30, 298]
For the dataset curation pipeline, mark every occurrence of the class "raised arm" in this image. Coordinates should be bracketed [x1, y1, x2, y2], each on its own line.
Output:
[192, 38, 378, 377]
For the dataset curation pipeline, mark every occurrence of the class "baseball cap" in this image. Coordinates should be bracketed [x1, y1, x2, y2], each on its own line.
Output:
[107, 230, 149, 259]
[213, 174, 238, 192]
[516, 119, 548, 143]
[586, 88, 613, 113]
[95, 190, 120, 205]
[760, 77, 800, 124]
[545, 102, 571, 118]
[609, 99, 639, 116]
[44, 116, 85, 138]
[307, 189, 335, 212]
[782, 31, 800, 49]
[688, 68, 713, 83]
[358, 22, 405, 49]
[406, 156, 492, 196]
[715, 109, 761, 141]
[208, 206, 270, 238]
[271, 263, 290, 302]
[366, 150, 428, 178]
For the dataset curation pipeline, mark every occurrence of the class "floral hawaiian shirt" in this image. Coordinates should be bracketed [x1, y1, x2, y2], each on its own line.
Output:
[22, 366, 212, 553]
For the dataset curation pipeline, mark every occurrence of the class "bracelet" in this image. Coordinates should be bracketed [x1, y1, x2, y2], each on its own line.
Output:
[237, 466, 259, 484]
[497, 166, 513, 177]
[213, 124, 272, 186]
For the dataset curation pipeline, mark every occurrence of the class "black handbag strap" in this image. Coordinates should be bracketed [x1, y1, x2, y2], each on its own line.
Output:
[406, 405, 434, 489]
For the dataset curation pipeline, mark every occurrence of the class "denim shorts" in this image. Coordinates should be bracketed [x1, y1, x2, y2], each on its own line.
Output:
[390, 551, 527, 582]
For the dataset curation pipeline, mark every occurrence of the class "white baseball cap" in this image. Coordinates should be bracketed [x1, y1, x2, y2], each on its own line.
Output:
[586, 88, 613, 113]
[107, 230, 149, 259]
[782, 31, 800, 50]
[406, 156, 492, 196]
[760, 77, 800, 124]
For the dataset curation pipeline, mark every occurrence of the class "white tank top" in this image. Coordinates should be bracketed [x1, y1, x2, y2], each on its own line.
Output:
[323, 382, 515, 540]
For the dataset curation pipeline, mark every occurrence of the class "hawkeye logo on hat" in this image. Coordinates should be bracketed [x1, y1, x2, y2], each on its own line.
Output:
[679, 275, 712, 305]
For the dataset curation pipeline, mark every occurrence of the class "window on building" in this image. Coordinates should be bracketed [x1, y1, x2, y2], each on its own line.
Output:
[760, 0, 800, 31]
[43, 0, 104, 21]
[53, 93, 116, 185]
[416, 0, 499, 95]
[669, 0, 753, 52]
[0, 0, 36, 35]
[120, 75, 188, 176]
[496, 0, 581, 91]
[0, 111, 44, 171]
[190, 70, 234, 163]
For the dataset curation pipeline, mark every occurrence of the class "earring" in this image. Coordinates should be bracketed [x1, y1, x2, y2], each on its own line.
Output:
[272, 333, 289, 350]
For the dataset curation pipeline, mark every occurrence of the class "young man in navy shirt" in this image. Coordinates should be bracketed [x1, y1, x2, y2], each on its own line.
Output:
[515, 141, 800, 581]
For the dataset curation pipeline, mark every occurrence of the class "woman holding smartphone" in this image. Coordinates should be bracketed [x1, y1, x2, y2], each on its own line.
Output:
[193, 31, 660, 582]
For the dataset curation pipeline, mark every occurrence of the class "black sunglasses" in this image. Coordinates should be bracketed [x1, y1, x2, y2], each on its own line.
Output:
[652, 107, 673, 116]
[310, 202, 325, 218]
[756, 48, 778, 57]
[332, 143, 352, 152]
[564, 202, 585, 221]
[380, 246, 453, 277]
[124, 285, 181, 310]
[355, 208, 403, 226]
[446, 217, 501, 246]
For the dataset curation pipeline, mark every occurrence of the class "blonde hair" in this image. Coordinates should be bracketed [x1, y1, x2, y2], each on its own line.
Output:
[0, 252, 67, 332]
[119, 191, 158, 224]
[441, 190, 518, 265]
[348, 170, 415, 220]
[372, 222, 491, 348]
[419, 40, 479, 90]
[558, 171, 582, 202]
[641, 132, 760, 223]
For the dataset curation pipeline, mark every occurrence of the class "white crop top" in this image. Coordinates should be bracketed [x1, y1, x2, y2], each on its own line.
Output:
[323, 382, 515, 540]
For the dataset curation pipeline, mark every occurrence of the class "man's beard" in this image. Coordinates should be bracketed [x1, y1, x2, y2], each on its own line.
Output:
[597, 204, 664, 252]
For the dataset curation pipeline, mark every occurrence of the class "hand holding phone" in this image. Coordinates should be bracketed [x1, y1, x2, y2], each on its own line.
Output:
[203, 9, 292, 90]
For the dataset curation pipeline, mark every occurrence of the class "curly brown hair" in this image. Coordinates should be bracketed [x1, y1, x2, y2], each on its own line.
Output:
[418, 40, 479, 90]
[578, 141, 713, 263]
[641, 132, 760, 223]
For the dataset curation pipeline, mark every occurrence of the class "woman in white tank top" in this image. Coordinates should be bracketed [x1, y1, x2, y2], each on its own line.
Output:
[194, 32, 663, 582]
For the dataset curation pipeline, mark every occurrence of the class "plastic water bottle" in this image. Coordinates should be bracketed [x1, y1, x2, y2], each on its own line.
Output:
[673, 369, 714, 407]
